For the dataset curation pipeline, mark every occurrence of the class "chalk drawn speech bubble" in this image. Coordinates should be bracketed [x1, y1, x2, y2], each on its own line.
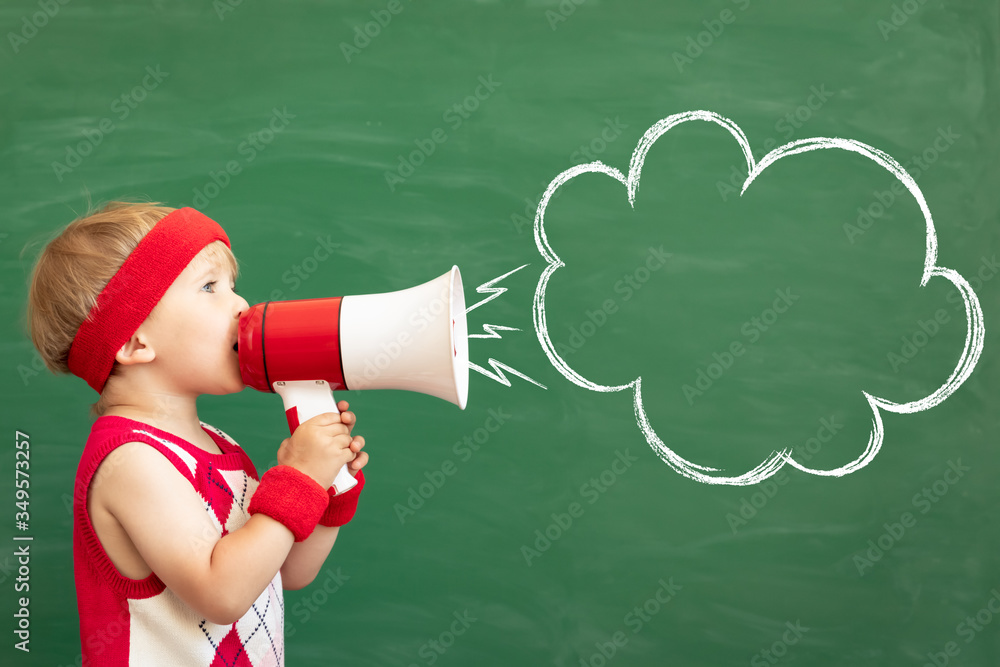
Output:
[531, 110, 985, 486]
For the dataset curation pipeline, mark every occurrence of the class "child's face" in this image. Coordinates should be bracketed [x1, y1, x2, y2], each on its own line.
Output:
[138, 243, 249, 395]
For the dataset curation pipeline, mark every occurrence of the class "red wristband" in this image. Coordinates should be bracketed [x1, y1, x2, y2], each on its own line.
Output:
[248, 466, 329, 542]
[319, 469, 366, 527]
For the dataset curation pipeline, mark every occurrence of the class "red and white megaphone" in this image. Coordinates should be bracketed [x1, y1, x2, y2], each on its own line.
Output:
[237, 266, 469, 494]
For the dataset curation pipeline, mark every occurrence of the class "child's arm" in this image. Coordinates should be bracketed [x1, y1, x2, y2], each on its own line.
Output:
[93, 413, 354, 625]
[281, 401, 368, 590]
[281, 525, 340, 590]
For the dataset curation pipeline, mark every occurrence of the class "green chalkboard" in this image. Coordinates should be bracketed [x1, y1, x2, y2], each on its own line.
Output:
[3, 1, 1000, 665]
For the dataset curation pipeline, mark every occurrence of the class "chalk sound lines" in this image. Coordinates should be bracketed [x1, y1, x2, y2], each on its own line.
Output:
[467, 265, 547, 390]
[466, 264, 527, 313]
[531, 110, 985, 485]
[469, 357, 547, 390]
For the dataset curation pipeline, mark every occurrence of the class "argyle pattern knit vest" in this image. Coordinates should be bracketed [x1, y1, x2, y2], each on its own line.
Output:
[73, 416, 283, 666]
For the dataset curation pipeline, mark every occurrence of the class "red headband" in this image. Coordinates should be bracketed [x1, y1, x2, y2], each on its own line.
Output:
[68, 207, 231, 394]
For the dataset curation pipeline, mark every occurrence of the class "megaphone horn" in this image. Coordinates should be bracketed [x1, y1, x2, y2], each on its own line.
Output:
[237, 266, 469, 493]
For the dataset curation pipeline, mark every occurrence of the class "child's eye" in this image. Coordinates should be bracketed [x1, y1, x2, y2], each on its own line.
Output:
[202, 281, 238, 294]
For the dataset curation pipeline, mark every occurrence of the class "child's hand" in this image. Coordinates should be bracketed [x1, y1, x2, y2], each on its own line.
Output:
[277, 411, 355, 488]
[335, 399, 368, 478]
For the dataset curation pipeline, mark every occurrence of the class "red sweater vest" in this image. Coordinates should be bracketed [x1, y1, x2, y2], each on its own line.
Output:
[72, 416, 284, 666]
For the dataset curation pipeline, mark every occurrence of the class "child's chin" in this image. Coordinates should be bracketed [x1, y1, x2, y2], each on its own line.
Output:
[206, 378, 246, 396]
[225, 381, 247, 395]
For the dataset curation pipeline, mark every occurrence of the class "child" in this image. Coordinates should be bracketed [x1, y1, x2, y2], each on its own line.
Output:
[24, 201, 367, 666]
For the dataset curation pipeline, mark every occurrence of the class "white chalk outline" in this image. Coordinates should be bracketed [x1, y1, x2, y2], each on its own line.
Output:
[532, 110, 985, 485]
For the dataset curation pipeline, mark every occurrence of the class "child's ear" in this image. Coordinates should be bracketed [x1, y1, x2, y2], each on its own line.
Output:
[115, 333, 156, 366]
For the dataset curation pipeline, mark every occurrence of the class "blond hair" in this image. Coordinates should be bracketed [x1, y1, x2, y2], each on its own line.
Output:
[23, 200, 239, 419]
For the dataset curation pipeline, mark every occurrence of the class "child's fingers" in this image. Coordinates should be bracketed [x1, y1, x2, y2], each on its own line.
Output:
[310, 412, 343, 425]
[340, 410, 355, 432]
[349, 435, 365, 452]
[349, 451, 369, 472]
[337, 399, 350, 413]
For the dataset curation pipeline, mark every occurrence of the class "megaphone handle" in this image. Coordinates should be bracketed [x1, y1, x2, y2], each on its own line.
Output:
[272, 380, 358, 496]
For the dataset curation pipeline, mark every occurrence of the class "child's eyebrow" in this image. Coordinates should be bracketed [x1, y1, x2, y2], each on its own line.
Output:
[191, 264, 237, 284]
